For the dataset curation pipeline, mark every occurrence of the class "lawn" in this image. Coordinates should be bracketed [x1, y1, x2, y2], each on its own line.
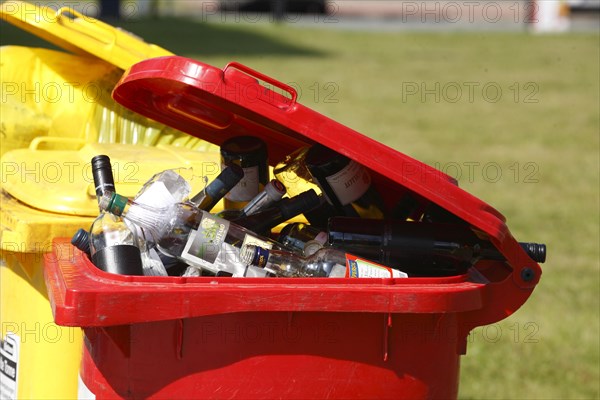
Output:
[1, 15, 599, 399]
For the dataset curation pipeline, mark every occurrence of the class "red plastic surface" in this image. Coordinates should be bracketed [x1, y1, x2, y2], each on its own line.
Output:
[79, 312, 462, 399]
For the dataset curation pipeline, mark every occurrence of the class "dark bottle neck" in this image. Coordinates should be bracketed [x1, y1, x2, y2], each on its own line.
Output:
[190, 164, 244, 211]
[235, 189, 320, 234]
[91, 155, 116, 198]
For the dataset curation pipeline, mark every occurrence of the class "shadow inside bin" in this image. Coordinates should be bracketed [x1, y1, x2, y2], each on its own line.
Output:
[0, 16, 325, 58]
[87, 311, 462, 398]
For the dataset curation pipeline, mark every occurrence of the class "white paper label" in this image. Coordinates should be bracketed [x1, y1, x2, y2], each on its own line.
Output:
[0, 333, 19, 399]
[241, 234, 273, 251]
[325, 161, 371, 206]
[226, 166, 260, 202]
[345, 255, 408, 278]
[181, 213, 230, 266]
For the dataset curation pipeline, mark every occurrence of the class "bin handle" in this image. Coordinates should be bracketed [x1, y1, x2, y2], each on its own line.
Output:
[29, 137, 87, 151]
[55, 7, 115, 46]
[223, 62, 298, 105]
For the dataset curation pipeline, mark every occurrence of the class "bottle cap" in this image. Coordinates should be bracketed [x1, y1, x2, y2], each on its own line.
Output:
[220, 136, 268, 164]
[304, 144, 349, 172]
[240, 244, 270, 268]
[265, 179, 287, 200]
[98, 192, 128, 216]
[91, 155, 116, 197]
[241, 179, 287, 216]
[520, 242, 546, 263]
[71, 228, 90, 255]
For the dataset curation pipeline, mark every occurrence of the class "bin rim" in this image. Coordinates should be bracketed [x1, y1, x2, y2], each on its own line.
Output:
[46, 239, 493, 327]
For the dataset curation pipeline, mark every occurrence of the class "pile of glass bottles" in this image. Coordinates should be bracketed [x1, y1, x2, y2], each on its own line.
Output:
[72, 136, 546, 279]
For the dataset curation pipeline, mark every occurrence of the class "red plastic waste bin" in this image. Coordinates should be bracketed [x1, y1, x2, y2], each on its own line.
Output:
[44, 57, 542, 399]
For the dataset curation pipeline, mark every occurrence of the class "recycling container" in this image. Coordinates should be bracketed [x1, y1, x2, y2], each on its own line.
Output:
[44, 57, 543, 399]
[0, 3, 206, 398]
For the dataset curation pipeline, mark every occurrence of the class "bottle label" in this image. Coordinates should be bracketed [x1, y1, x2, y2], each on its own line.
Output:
[241, 234, 273, 252]
[91, 245, 144, 276]
[345, 254, 408, 278]
[181, 214, 230, 266]
[325, 161, 371, 206]
[225, 165, 260, 202]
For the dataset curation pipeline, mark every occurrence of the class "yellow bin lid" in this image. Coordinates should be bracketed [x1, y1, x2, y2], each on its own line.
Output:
[0, 0, 172, 69]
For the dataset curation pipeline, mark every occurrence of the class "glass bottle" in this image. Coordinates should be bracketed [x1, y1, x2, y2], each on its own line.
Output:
[217, 179, 287, 221]
[89, 155, 144, 276]
[98, 191, 291, 276]
[89, 212, 144, 275]
[134, 168, 193, 207]
[189, 164, 244, 211]
[221, 136, 269, 210]
[75, 226, 174, 276]
[240, 244, 407, 278]
[327, 217, 546, 276]
[273, 147, 338, 228]
[277, 222, 328, 256]
[240, 179, 287, 216]
[233, 189, 321, 236]
[304, 144, 386, 219]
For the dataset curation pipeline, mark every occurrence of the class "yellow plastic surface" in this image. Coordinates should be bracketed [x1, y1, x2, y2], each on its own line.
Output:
[1, 249, 84, 399]
[0, 46, 217, 156]
[1, 142, 221, 217]
[0, 46, 118, 156]
[0, 1, 173, 70]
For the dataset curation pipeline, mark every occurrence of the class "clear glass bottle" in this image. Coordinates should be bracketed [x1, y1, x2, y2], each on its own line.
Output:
[240, 244, 407, 278]
[89, 155, 144, 276]
[277, 222, 328, 256]
[220, 136, 269, 210]
[134, 168, 193, 207]
[273, 147, 338, 228]
[99, 191, 291, 276]
[89, 212, 144, 275]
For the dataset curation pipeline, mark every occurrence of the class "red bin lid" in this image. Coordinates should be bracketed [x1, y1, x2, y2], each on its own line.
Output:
[112, 56, 508, 240]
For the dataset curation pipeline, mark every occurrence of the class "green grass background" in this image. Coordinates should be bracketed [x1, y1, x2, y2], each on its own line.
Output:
[1, 15, 599, 399]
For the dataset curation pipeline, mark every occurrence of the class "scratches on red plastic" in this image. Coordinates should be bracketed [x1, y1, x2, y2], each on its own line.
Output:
[383, 313, 393, 362]
[175, 318, 184, 360]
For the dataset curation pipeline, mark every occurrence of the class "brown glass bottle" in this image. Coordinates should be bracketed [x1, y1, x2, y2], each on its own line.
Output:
[327, 217, 546, 276]
[304, 144, 386, 219]
[220, 136, 269, 210]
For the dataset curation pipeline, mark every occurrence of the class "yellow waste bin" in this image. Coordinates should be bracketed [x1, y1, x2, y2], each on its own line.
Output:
[0, 2, 218, 398]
